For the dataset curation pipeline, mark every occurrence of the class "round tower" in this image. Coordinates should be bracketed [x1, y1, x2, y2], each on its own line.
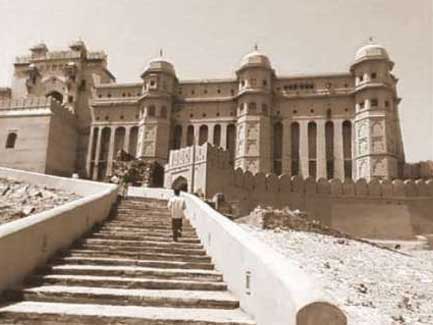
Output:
[351, 41, 404, 180]
[137, 55, 177, 165]
[234, 47, 274, 174]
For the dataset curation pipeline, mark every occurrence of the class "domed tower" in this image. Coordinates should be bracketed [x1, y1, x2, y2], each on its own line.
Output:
[137, 55, 177, 165]
[351, 41, 405, 180]
[235, 47, 274, 174]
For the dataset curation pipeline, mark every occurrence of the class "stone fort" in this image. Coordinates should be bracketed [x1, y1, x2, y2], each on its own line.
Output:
[2, 39, 421, 182]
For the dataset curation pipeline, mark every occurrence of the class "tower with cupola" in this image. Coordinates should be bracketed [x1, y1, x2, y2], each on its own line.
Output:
[234, 47, 274, 174]
[351, 41, 405, 180]
[137, 56, 177, 165]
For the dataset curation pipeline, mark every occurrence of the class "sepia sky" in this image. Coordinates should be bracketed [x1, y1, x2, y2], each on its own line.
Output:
[0, 0, 431, 162]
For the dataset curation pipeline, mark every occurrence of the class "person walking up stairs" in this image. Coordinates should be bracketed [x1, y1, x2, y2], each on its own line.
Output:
[0, 197, 255, 325]
[167, 188, 186, 242]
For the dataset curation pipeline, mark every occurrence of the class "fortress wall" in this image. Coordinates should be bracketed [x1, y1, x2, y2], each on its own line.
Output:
[165, 144, 433, 239]
[222, 167, 433, 239]
[0, 97, 77, 176]
[0, 114, 51, 173]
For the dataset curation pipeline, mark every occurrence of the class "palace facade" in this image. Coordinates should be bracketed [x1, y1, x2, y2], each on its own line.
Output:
[0, 40, 405, 181]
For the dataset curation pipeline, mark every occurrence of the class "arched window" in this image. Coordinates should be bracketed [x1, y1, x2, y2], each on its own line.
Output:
[248, 102, 257, 113]
[128, 127, 139, 158]
[114, 127, 126, 158]
[186, 125, 194, 146]
[308, 121, 317, 178]
[291, 122, 300, 175]
[6, 132, 17, 149]
[46, 91, 63, 103]
[147, 105, 155, 117]
[213, 124, 221, 147]
[325, 121, 334, 179]
[173, 125, 182, 149]
[160, 106, 167, 118]
[227, 124, 236, 165]
[199, 125, 208, 145]
[342, 120, 352, 179]
[273, 122, 283, 175]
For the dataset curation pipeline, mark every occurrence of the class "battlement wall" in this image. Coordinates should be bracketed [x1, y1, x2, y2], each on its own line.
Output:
[229, 171, 433, 199]
[165, 144, 433, 240]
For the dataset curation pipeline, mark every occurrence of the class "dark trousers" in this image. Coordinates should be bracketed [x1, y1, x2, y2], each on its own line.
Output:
[172, 218, 183, 241]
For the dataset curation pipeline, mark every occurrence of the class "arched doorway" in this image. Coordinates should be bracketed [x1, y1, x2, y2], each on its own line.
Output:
[172, 176, 188, 192]
[46, 91, 64, 103]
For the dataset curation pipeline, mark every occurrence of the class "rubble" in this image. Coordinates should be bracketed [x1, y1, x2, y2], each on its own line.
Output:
[238, 219, 433, 324]
[0, 177, 81, 225]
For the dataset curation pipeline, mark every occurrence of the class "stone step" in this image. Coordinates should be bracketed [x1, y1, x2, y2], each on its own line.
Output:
[15, 285, 240, 309]
[28, 274, 228, 291]
[82, 238, 203, 249]
[0, 302, 255, 325]
[57, 256, 214, 270]
[116, 208, 171, 214]
[90, 232, 201, 244]
[46, 264, 223, 282]
[106, 221, 194, 229]
[94, 230, 200, 241]
[77, 242, 207, 256]
[100, 225, 197, 235]
[67, 249, 211, 263]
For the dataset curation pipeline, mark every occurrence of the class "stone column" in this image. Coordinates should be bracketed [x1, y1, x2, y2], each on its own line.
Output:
[106, 126, 116, 176]
[85, 126, 95, 178]
[221, 123, 227, 150]
[282, 119, 291, 175]
[299, 120, 309, 178]
[208, 123, 214, 145]
[194, 124, 199, 145]
[334, 120, 345, 180]
[92, 127, 102, 180]
[123, 126, 131, 153]
[317, 119, 327, 179]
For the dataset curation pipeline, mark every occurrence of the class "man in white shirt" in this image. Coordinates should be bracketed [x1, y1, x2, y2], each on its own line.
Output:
[167, 188, 186, 241]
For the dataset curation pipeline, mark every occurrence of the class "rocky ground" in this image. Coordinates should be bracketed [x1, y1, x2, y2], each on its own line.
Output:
[0, 177, 81, 225]
[238, 210, 433, 325]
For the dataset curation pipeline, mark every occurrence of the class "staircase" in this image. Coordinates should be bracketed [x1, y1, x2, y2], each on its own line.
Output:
[0, 197, 254, 325]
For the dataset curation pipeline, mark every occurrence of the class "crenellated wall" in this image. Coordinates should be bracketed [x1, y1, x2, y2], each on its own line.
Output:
[165, 144, 433, 239]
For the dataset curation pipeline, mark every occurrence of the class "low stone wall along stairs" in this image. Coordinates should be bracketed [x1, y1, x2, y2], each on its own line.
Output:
[0, 197, 254, 325]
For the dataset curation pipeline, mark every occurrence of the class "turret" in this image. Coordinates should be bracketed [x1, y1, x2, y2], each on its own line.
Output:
[234, 47, 274, 174]
[351, 41, 404, 180]
[136, 55, 177, 165]
[30, 42, 48, 58]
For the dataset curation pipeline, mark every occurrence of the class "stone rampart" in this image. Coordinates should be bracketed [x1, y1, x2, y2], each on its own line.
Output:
[165, 144, 433, 239]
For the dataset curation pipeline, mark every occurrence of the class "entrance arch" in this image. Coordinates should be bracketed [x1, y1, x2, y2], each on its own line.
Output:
[172, 176, 188, 192]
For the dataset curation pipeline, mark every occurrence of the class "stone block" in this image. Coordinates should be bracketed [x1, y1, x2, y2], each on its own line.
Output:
[392, 179, 406, 197]
[317, 178, 330, 195]
[329, 179, 343, 196]
[367, 179, 382, 197]
[355, 178, 368, 196]
[291, 175, 305, 193]
[342, 179, 355, 196]
[381, 179, 393, 198]
[305, 176, 317, 195]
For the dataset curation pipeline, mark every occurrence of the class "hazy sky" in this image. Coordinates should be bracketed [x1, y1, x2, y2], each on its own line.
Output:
[0, 0, 431, 162]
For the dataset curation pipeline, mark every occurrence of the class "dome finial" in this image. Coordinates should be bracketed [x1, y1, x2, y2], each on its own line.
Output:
[368, 36, 375, 44]
[159, 48, 164, 57]
[254, 43, 259, 51]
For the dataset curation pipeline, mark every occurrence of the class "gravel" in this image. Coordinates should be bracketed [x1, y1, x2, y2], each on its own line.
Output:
[239, 224, 433, 325]
[0, 177, 81, 225]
